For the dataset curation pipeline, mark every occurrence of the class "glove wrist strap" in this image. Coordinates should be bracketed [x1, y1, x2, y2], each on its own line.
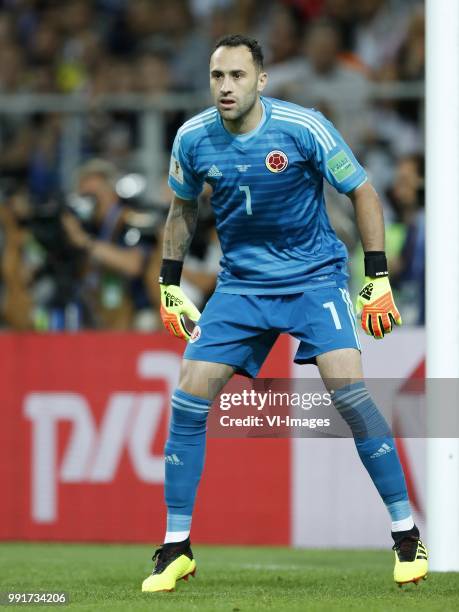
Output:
[159, 259, 183, 285]
[364, 251, 388, 278]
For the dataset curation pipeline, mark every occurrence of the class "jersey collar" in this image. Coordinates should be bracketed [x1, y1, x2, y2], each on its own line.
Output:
[217, 96, 272, 151]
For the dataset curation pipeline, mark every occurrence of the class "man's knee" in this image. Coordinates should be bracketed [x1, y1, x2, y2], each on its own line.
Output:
[317, 348, 363, 391]
[178, 359, 234, 400]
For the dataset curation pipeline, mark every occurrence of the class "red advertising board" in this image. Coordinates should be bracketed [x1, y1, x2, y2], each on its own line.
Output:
[0, 333, 291, 545]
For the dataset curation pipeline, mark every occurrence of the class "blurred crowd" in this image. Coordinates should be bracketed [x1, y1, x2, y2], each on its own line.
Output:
[0, 0, 426, 331]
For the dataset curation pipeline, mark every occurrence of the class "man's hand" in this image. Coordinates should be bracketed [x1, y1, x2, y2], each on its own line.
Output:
[160, 284, 201, 341]
[62, 212, 92, 250]
[356, 277, 402, 339]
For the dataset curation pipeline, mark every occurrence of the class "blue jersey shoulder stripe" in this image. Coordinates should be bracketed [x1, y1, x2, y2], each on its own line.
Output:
[272, 103, 336, 150]
[273, 105, 336, 149]
[177, 107, 217, 135]
[271, 105, 335, 150]
[177, 115, 218, 144]
[184, 106, 217, 124]
[271, 113, 331, 152]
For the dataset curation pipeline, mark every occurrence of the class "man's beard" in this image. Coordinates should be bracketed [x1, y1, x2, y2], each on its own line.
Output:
[219, 92, 257, 123]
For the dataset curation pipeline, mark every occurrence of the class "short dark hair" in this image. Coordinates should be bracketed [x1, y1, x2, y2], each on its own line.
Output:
[213, 34, 264, 70]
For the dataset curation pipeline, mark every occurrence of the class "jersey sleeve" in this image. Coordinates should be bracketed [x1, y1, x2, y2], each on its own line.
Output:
[298, 110, 367, 194]
[168, 132, 204, 200]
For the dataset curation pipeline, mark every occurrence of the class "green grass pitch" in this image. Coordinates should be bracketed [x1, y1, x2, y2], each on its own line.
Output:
[1, 543, 458, 611]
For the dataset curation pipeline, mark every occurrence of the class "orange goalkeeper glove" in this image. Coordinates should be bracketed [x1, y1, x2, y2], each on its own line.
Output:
[355, 252, 402, 340]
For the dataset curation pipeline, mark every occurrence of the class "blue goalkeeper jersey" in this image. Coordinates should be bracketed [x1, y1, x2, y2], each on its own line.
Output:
[168, 96, 367, 294]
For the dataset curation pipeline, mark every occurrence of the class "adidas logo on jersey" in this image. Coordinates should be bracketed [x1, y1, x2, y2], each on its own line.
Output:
[165, 454, 184, 466]
[165, 292, 183, 308]
[370, 443, 393, 459]
[207, 165, 223, 178]
[359, 283, 374, 301]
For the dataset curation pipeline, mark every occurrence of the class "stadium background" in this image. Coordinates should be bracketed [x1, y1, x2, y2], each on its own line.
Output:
[1, 0, 427, 551]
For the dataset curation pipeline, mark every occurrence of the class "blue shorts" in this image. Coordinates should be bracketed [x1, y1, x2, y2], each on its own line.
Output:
[184, 286, 361, 377]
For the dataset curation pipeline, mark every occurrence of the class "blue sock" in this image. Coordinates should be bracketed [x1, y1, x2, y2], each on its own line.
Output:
[332, 382, 413, 527]
[164, 388, 210, 543]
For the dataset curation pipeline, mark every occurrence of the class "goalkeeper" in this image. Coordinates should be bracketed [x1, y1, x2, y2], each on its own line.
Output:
[142, 34, 427, 592]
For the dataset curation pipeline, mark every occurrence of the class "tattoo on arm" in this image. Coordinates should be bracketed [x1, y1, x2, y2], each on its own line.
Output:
[163, 198, 199, 260]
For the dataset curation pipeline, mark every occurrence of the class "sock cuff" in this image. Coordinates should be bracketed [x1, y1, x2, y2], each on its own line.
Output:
[387, 499, 412, 521]
[392, 523, 419, 542]
[174, 388, 211, 407]
[166, 512, 192, 532]
[172, 389, 212, 416]
[332, 381, 367, 404]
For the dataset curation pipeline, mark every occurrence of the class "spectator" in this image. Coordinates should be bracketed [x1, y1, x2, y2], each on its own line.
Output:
[0, 113, 35, 189]
[0, 11, 14, 48]
[282, 0, 324, 21]
[260, 4, 305, 95]
[160, 0, 211, 91]
[0, 188, 34, 330]
[392, 6, 425, 124]
[396, 6, 425, 82]
[387, 154, 425, 324]
[353, 0, 410, 76]
[1, 184, 87, 332]
[189, 0, 233, 20]
[56, 0, 102, 92]
[322, 0, 358, 53]
[107, 0, 167, 57]
[62, 159, 155, 330]
[361, 8, 424, 196]
[85, 59, 138, 172]
[278, 19, 370, 149]
[349, 155, 425, 325]
[28, 113, 63, 203]
[134, 51, 185, 149]
[0, 44, 27, 93]
[135, 52, 173, 95]
[27, 21, 61, 70]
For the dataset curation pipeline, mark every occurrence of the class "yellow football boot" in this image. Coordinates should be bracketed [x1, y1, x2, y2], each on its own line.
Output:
[392, 527, 428, 586]
[142, 539, 196, 593]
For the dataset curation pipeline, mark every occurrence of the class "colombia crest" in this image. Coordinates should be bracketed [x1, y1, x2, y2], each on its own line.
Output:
[265, 150, 288, 173]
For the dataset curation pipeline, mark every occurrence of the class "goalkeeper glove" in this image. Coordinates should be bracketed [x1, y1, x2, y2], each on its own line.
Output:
[355, 252, 402, 340]
[158, 259, 201, 341]
[160, 284, 201, 341]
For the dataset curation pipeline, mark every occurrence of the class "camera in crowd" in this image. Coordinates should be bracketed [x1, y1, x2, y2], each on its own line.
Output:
[0, 171, 165, 330]
[1, 171, 164, 254]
